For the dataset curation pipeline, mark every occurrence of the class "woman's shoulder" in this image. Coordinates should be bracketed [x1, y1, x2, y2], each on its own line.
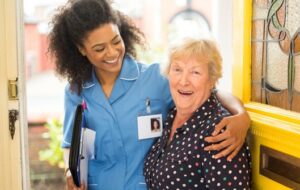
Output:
[123, 54, 164, 80]
[64, 83, 82, 102]
[123, 54, 158, 71]
[208, 94, 232, 117]
[138, 61, 160, 73]
[138, 61, 165, 79]
[138, 63, 168, 87]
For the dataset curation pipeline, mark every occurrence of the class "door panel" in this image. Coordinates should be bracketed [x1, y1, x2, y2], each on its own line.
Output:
[0, 0, 29, 189]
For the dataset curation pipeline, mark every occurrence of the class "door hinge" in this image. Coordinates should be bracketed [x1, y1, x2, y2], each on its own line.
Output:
[8, 78, 18, 100]
[9, 109, 19, 139]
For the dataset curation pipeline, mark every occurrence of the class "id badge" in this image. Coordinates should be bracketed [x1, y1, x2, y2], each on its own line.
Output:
[137, 114, 163, 140]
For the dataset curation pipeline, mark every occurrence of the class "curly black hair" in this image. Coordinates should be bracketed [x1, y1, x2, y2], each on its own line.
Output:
[48, 0, 145, 94]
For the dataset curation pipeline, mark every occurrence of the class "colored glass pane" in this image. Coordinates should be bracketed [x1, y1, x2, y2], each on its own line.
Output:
[251, 0, 300, 112]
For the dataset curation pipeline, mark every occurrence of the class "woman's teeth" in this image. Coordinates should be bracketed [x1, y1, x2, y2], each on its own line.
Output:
[105, 58, 118, 64]
[178, 90, 193, 95]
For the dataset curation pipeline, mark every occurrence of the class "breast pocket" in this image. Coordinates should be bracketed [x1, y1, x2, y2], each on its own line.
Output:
[138, 98, 164, 116]
[135, 175, 147, 190]
[88, 159, 105, 190]
[88, 159, 121, 190]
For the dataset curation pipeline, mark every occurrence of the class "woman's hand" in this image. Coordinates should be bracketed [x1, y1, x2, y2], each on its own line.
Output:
[204, 111, 250, 161]
[66, 175, 86, 190]
[64, 149, 86, 190]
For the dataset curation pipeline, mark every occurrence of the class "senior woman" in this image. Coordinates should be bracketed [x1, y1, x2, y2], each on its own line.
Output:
[144, 39, 251, 190]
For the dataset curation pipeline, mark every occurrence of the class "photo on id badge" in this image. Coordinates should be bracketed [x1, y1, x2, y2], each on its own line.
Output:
[137, 114, 162, 140]
[151, 118, 161, 132]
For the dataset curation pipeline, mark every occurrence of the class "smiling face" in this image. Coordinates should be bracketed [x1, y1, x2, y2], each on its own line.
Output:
[78, 23, 125, 79]
[168, 56, 213, 115]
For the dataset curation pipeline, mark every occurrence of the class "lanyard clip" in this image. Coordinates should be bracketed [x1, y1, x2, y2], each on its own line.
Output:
[146, 98, 151, 114]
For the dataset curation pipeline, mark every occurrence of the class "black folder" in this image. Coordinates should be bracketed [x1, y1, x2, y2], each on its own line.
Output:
[69, 104, 83, 187]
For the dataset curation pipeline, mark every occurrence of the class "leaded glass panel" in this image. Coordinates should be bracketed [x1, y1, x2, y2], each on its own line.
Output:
[252, 0, 300, 112]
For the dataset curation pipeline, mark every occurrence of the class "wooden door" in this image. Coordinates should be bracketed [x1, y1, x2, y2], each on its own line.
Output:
[0, 0, 29, 189]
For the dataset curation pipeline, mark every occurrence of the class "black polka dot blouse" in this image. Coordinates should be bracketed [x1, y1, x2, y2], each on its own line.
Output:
[144, 94, 251, 190]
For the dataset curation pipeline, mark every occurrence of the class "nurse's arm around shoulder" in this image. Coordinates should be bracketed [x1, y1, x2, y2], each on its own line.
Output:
[64, 148, 86, 190]
[204, 90, 251, 161]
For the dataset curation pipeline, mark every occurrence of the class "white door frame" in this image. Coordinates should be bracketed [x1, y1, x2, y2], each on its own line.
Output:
[0, 0, 30, 189]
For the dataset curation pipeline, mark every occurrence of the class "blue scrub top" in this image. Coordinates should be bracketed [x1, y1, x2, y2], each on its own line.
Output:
[62, 55, 173, 190]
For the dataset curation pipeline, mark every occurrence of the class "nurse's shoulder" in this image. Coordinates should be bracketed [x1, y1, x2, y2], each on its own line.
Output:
[64, 83, 83, 108]
[138, 61, 167, 83]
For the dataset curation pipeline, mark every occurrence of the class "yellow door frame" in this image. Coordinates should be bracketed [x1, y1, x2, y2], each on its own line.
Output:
[232, 0, 300, 189]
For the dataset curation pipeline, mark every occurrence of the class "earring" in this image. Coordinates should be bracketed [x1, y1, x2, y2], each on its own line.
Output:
[211, 86, 217, 94]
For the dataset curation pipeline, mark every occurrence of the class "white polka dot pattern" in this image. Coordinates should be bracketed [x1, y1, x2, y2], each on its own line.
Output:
[144, 94, 252, 190]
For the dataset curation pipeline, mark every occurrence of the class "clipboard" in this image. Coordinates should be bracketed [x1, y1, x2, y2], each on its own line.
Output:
[69, 104, 84, 187]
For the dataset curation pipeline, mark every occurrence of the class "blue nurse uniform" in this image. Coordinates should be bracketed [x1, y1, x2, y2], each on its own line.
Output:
[62, 55, 173, 190]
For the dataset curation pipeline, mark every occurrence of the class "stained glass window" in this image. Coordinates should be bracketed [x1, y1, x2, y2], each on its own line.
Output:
[252, 0, 300, 112]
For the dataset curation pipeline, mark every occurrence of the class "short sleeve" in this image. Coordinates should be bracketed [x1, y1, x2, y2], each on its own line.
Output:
[61, 84, 82, 148]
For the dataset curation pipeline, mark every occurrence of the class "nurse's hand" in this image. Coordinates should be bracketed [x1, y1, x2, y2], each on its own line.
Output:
[204, 111, 250, 161]
[66, 175, 86, 190]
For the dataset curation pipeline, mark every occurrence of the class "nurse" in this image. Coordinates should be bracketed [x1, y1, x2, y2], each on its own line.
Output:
[48, 0, 250, 189]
